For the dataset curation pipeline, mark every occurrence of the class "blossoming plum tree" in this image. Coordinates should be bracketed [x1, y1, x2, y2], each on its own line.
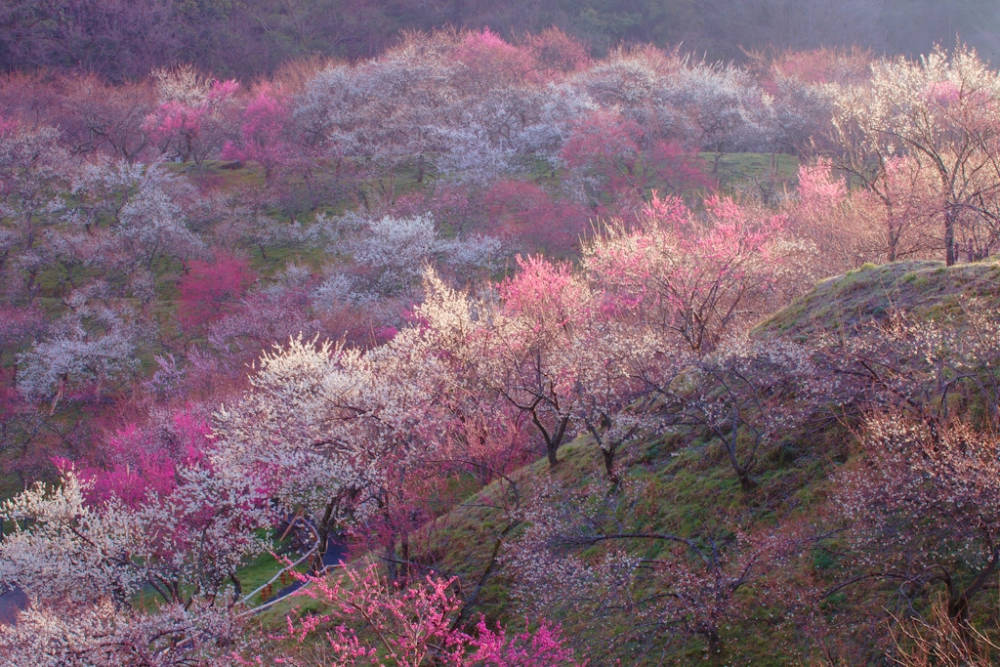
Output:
[583, 193, 794, 353]
[272, 562, 579, 666]
[0, 464, 271, 663]
[836, 413, 1000, 623]
[831, 45, 1000, 264]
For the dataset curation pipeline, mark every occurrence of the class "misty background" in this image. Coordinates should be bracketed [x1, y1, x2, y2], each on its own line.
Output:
[2, 0, 996, 81]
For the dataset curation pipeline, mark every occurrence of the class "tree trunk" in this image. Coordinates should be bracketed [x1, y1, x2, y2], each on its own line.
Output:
[945, 206, 957, 266]
[947, 593, 969, 624]
[315, 502, 335, 572]
[401, 532, 410, 581]
[948, 547, 1000, 623]
[547, 415, 570, 467]
[602, 447, 618, 484]
[385, 543, 399, 583]
[706, 628, 722, 654]
[546, 441, 559, 467]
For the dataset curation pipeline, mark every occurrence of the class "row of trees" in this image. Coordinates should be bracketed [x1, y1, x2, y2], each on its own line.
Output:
[2, 0, 997, 81]
[7, 34, 1000, 265]
[1, 29, 808, 193]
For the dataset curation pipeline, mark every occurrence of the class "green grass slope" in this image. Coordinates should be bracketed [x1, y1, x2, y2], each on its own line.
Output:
[759, 259, 1000, 339]
[385, 258, 1000, 664]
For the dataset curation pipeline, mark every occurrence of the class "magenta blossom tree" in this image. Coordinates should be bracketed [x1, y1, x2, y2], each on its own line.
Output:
[271, 562, 580, 666]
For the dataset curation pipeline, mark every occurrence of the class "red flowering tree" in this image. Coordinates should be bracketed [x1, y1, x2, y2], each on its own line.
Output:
[57, 408, 211, 508]
[177, 252, 256, 332]
[561, 111, 712, 213]
[272, 563, 579, 666]
[482, 180, 588, 254]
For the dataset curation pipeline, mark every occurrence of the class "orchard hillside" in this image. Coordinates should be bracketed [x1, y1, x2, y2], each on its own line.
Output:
[0, 26, 999, 665]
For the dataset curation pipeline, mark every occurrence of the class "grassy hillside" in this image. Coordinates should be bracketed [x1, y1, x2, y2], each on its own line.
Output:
[333, 258, 1000, 664]
[760, 259, 1000, 339]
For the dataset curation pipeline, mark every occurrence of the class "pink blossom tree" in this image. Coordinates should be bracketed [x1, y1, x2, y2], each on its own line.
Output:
[472, 256, 595, 467]
[582, 193, 796, 353]
[789, 158, 940, 270]
[523, 28, 589, 79]
[271, 562, 579, 666]
[830, 45, 1000, 264]
[452, 28, 537, 92]
[144, 74, 239, 166]
[222, 83, 294, 180]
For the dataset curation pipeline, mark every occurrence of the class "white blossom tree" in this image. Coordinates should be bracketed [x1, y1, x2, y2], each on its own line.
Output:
[0, 465, 270, 663]
[831, 45, 1000, 264]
